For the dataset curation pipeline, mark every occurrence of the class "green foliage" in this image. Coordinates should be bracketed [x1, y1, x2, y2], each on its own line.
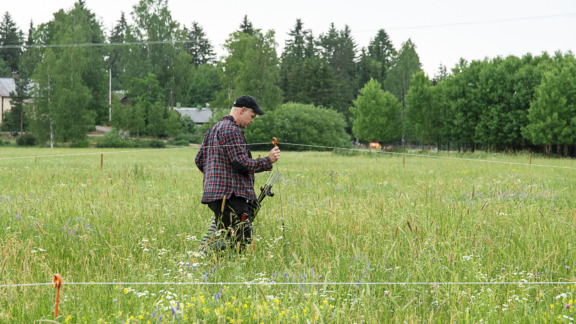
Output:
[97, 131, 135, 148]
[70, 137, 90, 148]
[148, 139, 166, 148]
[5, 75, 30, 133]
[384, 39, 422, 102]
[183, 21, 215, 67]
[180, 115, 196, 134]
[188, 64, 220, 106]
[214, 20, 282, 111]
[357, 29, 396, 88]
[351, 78, 401, 143]
[5, 2, 576, 156]
[27, 2, 106, 146]
[0, 58, 10, 77]
[523, 55, 576, 156]
[16, 133, 35, 146]
[318, 24, 357, 119]
[245, 102, 350, 150]
[116, 73, 182, 138]
[0, 12, 24, 74]
[405, 71, 440, 145]
[173, 133, 203, 144]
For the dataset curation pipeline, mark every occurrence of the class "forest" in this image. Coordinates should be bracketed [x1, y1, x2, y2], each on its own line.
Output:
[0, 0, 574, 156]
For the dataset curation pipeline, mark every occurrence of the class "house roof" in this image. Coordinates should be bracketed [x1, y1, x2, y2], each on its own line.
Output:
[0, 78, 16, 97]
[175, 108, 213, 124]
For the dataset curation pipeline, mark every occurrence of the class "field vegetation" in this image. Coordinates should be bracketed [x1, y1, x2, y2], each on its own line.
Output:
[1, 147, 575, 323]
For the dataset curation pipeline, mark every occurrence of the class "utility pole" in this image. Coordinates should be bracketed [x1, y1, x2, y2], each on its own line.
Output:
[109, 69, 112, 123]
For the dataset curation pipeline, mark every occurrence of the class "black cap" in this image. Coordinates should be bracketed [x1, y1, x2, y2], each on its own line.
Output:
[233, 95, 265, 115]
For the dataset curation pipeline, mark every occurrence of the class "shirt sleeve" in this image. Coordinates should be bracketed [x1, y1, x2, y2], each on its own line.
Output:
[195, 135, 207, 173]
[220, 126, 272, 174]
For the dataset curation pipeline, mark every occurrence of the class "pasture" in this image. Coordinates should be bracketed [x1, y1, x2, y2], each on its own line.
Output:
[1, 146, 575, 323]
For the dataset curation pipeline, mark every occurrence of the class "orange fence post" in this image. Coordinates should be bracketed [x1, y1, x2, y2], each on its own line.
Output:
[53, 274, 62, 318]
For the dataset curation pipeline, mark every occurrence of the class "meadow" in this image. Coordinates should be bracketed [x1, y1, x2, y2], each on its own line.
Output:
[1, 146, 576, 323]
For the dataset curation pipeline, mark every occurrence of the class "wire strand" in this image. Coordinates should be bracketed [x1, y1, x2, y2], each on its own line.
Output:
[1, 12, 574, 50]
[0, 141, 574, 170]
[2, 281, 575, 288]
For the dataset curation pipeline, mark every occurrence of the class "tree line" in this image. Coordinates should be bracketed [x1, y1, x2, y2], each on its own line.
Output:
[0, 0, 574, 155]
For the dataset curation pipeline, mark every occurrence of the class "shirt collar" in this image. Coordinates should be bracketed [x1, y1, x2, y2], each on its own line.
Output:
[223, 114, 238, 126]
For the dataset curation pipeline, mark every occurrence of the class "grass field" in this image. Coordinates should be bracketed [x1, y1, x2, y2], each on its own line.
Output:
[1, 146, 576, 323]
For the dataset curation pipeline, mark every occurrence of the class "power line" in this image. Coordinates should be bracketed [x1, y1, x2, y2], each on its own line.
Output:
[379, 12, 576, 32]
[1, 12, 574, 50]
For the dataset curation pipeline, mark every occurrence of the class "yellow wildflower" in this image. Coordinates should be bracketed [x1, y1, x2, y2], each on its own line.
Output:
[65, 315, 72, 323]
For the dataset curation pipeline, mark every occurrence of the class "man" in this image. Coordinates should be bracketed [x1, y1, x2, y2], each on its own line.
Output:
[195, 95, 280, 251]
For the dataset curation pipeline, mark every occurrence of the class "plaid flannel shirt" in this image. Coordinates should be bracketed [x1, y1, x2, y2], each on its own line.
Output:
[195, 115, 273, 204]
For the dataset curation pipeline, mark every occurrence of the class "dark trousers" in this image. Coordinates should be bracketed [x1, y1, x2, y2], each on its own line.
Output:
[207, 194, 252, 248]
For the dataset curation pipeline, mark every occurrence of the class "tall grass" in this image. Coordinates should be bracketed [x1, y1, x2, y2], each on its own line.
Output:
[0, 147, 575, 322]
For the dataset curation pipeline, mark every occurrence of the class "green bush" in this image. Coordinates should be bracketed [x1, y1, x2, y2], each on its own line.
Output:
[173, 133, 203, 144]
[245, 102, 351, 151]
[148, 139, 166, 148]
[71, 138, 90, 148]
[97, 132, 135, 148]
[16, 133, 36, 146]
[168, 139, 191, 146]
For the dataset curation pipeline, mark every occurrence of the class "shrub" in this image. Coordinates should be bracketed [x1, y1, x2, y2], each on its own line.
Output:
[97, 132, 134, 148]
[245, 102, 351, 151]
[168, 139, 191, 146]
[148, 139, 166, 148]
[173, 133, 203, 144]
[16, 133, 36, 146]
[71, 138, 90, 148]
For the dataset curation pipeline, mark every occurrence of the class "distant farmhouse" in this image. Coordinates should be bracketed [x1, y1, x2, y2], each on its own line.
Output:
[0, 78, 16, 124]
[174, 107, 212, 126]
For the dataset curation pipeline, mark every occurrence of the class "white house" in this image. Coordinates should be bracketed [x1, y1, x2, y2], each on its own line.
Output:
[0, 78, 16, 124]
[174, 107, 213, 126]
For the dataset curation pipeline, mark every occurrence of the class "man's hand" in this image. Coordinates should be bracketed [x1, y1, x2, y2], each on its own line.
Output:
[268, 146, 281, 163]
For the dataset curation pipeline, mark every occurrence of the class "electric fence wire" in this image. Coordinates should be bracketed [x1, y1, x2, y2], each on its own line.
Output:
[3, 281, 576, 289]
[2, 141, 575, 171]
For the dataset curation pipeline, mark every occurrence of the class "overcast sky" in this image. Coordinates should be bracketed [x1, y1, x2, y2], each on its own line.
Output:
[3, 0, 576, 77]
